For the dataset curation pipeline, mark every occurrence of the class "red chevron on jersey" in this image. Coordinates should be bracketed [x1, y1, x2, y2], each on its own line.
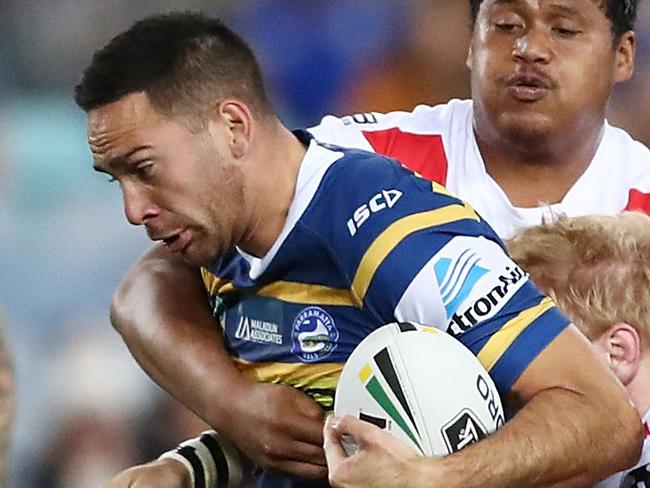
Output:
[625, 189, 650, 214]
[362, 128, 448, 185]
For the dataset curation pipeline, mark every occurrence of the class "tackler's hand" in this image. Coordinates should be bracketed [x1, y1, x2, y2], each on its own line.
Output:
[222, 381, 328, 480]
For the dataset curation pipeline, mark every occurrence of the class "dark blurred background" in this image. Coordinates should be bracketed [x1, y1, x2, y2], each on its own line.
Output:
[1, 1, 649, 486]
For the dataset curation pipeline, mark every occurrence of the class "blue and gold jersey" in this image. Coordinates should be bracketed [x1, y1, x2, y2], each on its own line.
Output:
[202, 131, 570, 488]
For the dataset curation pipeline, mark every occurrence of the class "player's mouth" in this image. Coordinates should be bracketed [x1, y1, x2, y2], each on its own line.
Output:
[505, 72, 553, 102]
[153, 229, 192, 254]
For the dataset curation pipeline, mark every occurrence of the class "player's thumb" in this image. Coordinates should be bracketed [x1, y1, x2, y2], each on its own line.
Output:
[323, 416, 348, 466]
[328, 415, 380, 449]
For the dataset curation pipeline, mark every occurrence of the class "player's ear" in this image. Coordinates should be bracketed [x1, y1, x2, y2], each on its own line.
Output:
[466, 43, 473, 71]
[596, 323, 640, 386]
[613, 31, 635, 83]
[215, 100, 254, 159]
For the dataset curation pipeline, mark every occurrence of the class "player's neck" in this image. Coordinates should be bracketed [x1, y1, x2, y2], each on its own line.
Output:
[238, 122, 307, 258]
[476, 126, 603, 208]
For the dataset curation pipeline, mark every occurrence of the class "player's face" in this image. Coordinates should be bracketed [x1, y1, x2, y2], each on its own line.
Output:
[88, 92, 246, 267]
[468, 0, 635, 144]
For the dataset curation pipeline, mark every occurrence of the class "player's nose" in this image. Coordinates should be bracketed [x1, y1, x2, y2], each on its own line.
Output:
[512, 26, 552, 65]
[121, 183, 159, 226]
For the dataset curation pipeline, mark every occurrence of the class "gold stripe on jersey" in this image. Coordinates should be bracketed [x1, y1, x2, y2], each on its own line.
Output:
[257, 281, 355, 306]
[411, 171, 452, 198]
[351, 203, 480, 306]
[432, 181, 454, 197]
[234, 358, 343, 410]
[201, 268, 235, 295]
[201, 270, 353, 306]
[477, 296, 555, 372]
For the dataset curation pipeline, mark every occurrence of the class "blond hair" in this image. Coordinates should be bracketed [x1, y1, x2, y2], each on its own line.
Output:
[506, 212, 650, 348]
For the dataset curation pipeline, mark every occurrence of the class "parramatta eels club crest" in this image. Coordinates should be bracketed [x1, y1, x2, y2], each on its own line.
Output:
[292, 306, 339, 362]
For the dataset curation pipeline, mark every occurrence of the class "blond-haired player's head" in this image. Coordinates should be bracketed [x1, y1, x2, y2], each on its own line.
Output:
[507, 212, 650, 415]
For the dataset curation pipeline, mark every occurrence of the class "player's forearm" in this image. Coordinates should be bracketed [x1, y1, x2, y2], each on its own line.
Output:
[111, 245, 247, 430]
[412, 382, 641, 487]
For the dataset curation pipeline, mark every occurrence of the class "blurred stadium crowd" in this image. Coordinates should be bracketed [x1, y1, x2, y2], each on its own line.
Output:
[0, 1, 649, 486]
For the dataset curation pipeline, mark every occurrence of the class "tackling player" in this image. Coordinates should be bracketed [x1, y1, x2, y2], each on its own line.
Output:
[508, 213, 650, 488]
[75, 11, 642, 488]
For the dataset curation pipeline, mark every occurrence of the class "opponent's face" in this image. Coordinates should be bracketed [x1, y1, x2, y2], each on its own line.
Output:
[88, 92, 246, 267]
[468, 0, 634, 144]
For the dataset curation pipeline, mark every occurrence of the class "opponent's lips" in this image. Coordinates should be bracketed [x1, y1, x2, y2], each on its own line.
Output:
[504, 70, 556, 102]
[505, 71, 555, 90]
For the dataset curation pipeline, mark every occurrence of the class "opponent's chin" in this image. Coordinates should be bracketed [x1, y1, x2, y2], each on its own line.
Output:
[496, 110, 559, 144]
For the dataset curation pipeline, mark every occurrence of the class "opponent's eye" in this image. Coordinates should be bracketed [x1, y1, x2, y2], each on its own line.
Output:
[495, 21, 523, 32]
[552, 26, 582, 37]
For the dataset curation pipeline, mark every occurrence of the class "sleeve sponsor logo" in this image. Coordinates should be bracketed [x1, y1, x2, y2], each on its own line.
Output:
[435, 250, 489, 319]
[347, 189, 403, 237]
[431, 237, 528, 337]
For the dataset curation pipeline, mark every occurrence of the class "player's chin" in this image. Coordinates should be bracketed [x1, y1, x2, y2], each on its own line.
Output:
[179, 242, 215, 268]
[499, 111, 559, 142]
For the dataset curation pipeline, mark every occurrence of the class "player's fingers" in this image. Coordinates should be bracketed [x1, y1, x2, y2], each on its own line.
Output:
[329, 415, 380, 449]
[285, 415, 325, 446]
[280, 439, 327, 465]
[323, 416, 348, 468]
[269, 459, 329, 480]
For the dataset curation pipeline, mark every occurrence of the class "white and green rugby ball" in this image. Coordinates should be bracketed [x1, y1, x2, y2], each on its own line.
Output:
[334, 322, 504, 456]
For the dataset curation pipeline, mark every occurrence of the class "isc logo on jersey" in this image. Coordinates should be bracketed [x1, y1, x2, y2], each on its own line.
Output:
[433, 237, 528, 336]
[347, 189, 402, 236]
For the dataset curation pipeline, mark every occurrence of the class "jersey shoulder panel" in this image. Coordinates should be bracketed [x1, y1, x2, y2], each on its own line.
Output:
[298, 148, 494, 314]
[308, 99, 473, 185]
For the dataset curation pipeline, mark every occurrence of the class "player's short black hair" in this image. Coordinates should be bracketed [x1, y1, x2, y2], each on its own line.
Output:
[74, 11, 272, 117]
[468, 0, 639, 41]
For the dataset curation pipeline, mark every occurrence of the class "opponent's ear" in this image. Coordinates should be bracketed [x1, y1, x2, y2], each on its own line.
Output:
[596, 323, 640, 386]
[215, 100, 254, 159]
[614, 31, 636, 83]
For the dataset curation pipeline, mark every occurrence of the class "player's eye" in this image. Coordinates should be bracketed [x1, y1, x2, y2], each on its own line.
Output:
[495, 22, 522, 31]
[134, 161, 155, 180]
[492, 14, 524, 33]
[552, 26, 582, 37]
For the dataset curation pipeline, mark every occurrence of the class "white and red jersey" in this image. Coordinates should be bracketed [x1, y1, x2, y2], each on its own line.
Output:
[309, 99, 650, 238]
[593, 412, 650, 488]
